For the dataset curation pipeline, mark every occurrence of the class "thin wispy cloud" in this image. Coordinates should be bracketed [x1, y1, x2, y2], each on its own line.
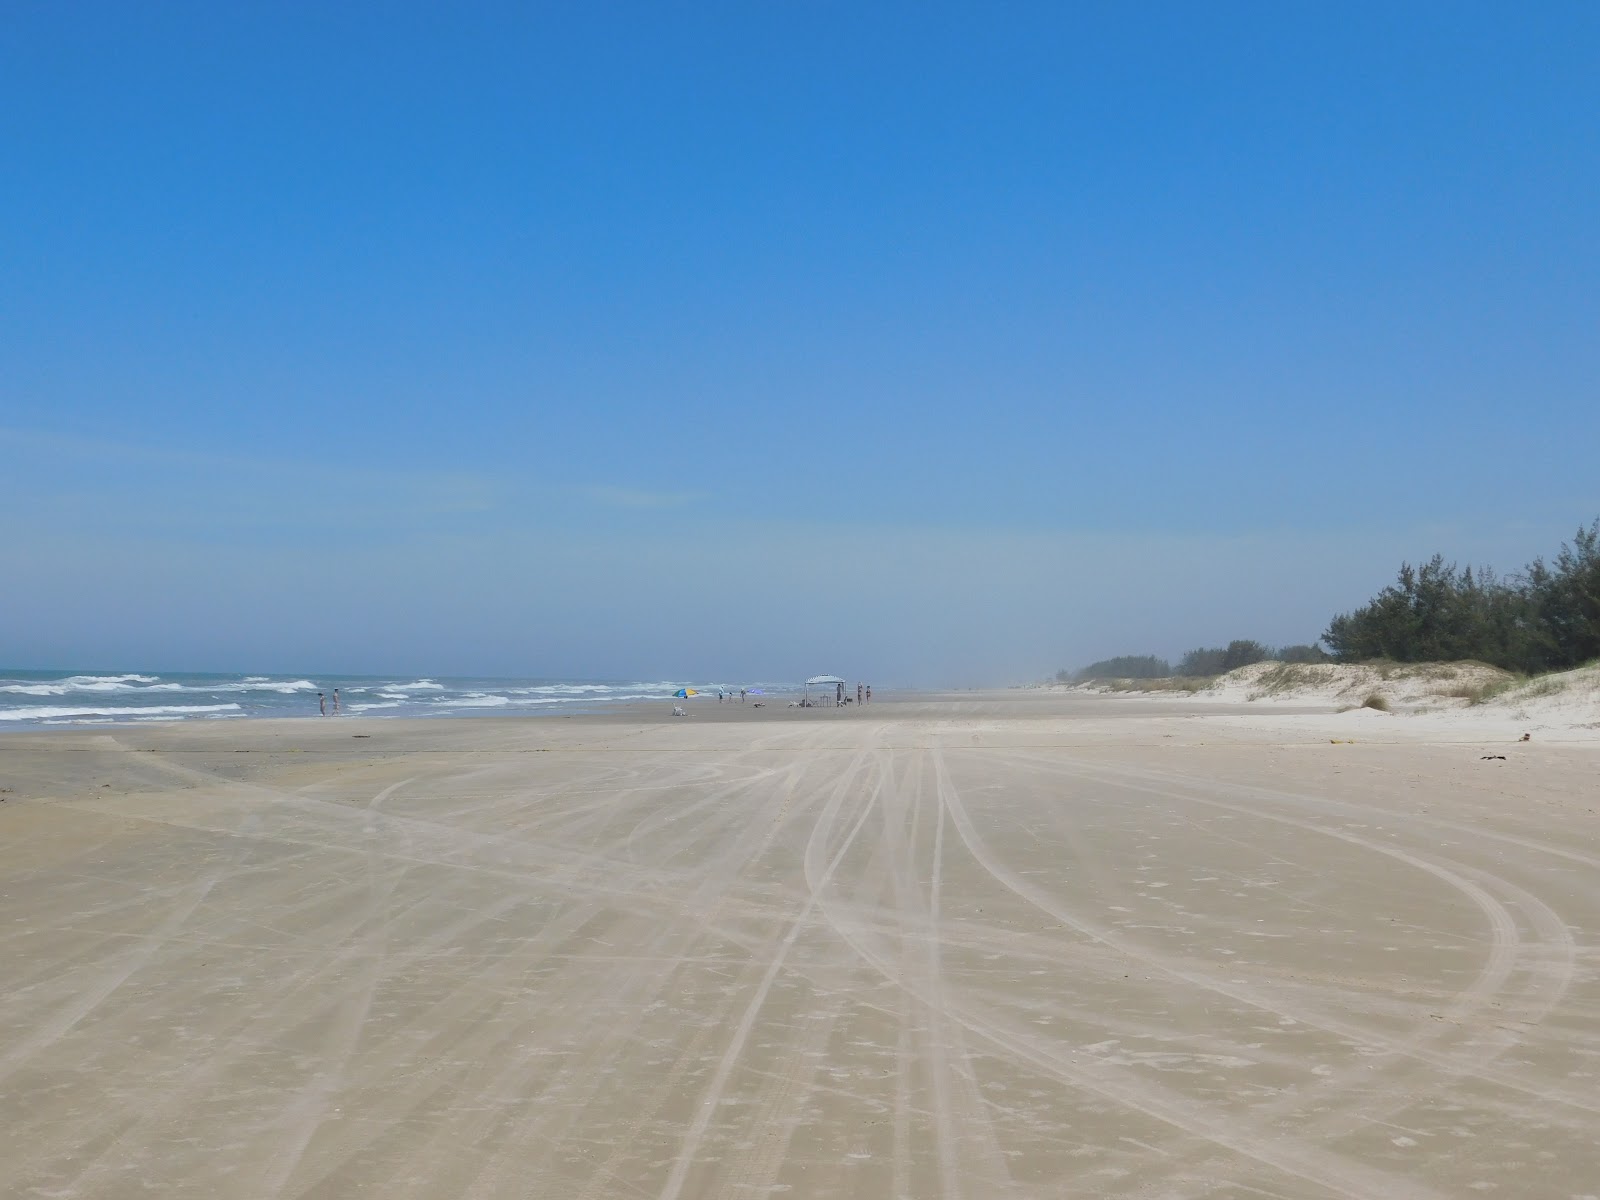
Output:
[6, 426, 506, 532]
[576, 485, 700, 510]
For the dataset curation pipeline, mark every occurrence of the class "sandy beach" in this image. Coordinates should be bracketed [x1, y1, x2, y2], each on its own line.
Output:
[2, 691, 1597, 1198]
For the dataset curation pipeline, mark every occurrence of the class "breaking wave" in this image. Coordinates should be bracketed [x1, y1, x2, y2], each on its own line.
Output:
[0, 673, 786, 725]
[2, 703, 243, 722]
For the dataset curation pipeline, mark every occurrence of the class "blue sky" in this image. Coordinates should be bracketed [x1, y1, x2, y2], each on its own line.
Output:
[4, 3, 1597, 682]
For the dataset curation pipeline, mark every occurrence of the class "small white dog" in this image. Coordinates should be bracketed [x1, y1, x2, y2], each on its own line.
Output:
[671, 705, 687, 718]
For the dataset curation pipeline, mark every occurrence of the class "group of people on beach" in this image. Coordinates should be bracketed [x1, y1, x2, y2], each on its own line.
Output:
[318, 683, 868, 716]
[803, 682, 872, 708]
[315, 683, 873, 716]
[717, 683, 871, 707]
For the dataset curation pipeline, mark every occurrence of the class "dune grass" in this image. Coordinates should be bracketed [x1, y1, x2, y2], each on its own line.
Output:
[1252, 663, 1325, 694]
[1453, 677, 1525, 705]
[1093, 676, 1214, 694]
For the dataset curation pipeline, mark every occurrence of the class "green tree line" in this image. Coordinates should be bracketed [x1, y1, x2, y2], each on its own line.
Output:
[1065, 640, 1326, 683]
[1323, 519, 1599, 672]
[1060, 518, 1599, 682]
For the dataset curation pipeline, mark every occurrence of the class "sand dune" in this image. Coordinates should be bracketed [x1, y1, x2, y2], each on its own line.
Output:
[1073, 659, 1600, 737]
[2, 692, 1597, 1197]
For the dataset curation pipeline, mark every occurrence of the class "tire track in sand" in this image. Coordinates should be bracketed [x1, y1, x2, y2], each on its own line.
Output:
[447, 749, 824, 1200]
[977, 750, 1591, 1119]
[798, 741, 1454, 1200]
[288, 752, 806, 1200]
[961, 749, 1583, 1191]
[1007, 752, 1590, 1120]
[924, 749, 1015, 1197]
[0, 821, 253, 1086]
[256, 775, 418, 1198]
[653, 744, 879, 1200]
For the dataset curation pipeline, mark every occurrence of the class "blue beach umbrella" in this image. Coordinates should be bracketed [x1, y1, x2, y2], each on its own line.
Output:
[672, 688, 699, 699]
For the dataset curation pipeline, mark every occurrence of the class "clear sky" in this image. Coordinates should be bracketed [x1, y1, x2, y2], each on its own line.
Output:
[4, 3, 1597, 683]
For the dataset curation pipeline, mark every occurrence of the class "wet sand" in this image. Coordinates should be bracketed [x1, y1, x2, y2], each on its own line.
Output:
[2, 692, 1597, 1198]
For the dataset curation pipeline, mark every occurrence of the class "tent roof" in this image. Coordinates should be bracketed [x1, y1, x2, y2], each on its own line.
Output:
[805, 675, 846, 685]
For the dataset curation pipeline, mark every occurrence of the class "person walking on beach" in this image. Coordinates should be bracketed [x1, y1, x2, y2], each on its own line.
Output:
[857, 682, 863, 705]
[865, 684, 872, 703]
[332, 688, 340, 714]
[740, 689, 746, 703]
[318, 692, 326, 716]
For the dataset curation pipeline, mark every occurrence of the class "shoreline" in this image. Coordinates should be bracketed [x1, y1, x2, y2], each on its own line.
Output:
[0, 669, 823, 728]
[4, 685, 1590, 762]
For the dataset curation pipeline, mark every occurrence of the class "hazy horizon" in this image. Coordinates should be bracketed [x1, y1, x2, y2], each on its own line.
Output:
[5, 5, 1596, 685]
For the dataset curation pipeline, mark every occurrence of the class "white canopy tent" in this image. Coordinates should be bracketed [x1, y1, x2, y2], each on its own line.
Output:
[803, 674, 848, 707]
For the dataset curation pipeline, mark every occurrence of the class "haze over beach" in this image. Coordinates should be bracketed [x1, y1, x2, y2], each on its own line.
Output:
[4, 5, 1600, 1199]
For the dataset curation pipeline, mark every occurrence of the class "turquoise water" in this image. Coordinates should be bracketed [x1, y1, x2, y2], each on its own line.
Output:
[0, 671, 784, 726]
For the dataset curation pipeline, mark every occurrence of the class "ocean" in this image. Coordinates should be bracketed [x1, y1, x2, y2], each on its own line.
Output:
[0, 671, 788, 726]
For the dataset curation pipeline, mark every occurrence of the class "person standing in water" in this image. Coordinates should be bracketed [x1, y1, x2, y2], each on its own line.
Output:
[332, 688, 340, 714]
[318, 692, 326, 716]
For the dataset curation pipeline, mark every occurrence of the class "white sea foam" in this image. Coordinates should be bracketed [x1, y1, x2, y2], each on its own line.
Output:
[500, 682, 691, 698]
[507, 683, 614, 695]
[1, 675, 169, 695]
[0, 703, 244, 722]
[492, 691, 665, 705]
[2, 677, 314, 697]
[64, 675, 162, 691]
[438, 694, 513, 708]
[224, 679, 317, 693]
[0, 672, 729, 725]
